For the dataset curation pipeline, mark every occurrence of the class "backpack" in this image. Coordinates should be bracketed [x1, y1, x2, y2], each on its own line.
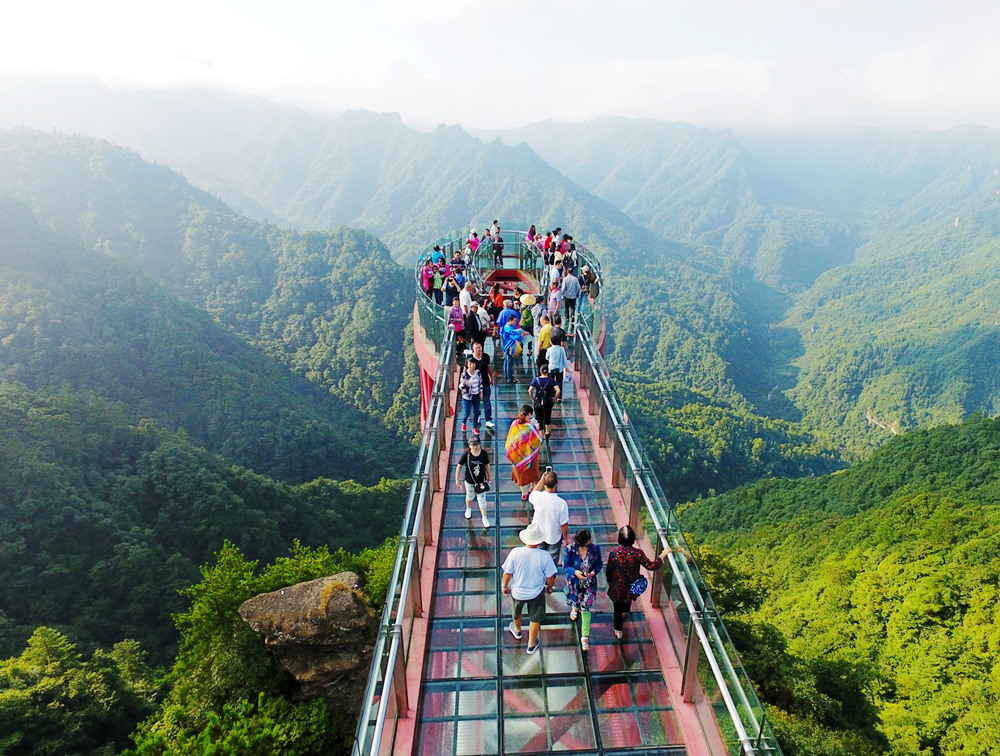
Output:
[532, 376, 556, 407]
[520, 306, 533, 333]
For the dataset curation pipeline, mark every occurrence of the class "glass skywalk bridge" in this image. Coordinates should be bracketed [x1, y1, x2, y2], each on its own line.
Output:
[353, 230, 782, 756]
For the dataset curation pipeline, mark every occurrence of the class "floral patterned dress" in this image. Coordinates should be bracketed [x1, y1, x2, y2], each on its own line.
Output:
[563, 542, 604, 610]
[605, 546, 662, 605]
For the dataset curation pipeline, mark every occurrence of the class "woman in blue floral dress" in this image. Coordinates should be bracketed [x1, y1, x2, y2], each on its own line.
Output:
[563, 529, 603, 650]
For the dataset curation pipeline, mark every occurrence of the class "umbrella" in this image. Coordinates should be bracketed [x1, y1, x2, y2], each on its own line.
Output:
[519, 293, 536, 306]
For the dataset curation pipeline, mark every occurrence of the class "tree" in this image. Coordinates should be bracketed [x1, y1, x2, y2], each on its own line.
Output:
[0, 627, 158, 756]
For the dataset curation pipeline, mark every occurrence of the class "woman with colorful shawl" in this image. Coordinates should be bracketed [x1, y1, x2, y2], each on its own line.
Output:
[505, 404, 543, 500]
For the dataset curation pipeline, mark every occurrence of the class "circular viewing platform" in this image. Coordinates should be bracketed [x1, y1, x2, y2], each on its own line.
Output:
[411, 226, 605, 378]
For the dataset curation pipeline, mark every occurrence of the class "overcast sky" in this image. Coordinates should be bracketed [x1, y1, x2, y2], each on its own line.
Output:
[3, 0, 999, 131]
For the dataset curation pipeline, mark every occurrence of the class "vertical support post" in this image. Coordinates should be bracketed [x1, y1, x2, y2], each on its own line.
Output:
[611, 432, 625, 488]
[428, 432, 440, 492]
[419, 482, 434, 547]
[435, 397, 447, 457]
[650, 529, 664, 609]
[626, 472, 640, 532]
[407, 538, 423, 618]
[681, 615, 701, 703]
[391, 625, 409, 714]
[755, 714, 768, 751]
[597, 401, 610, 447]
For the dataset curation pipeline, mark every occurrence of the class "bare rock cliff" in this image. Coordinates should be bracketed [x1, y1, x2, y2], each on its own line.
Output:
[239, 572, 374, 713]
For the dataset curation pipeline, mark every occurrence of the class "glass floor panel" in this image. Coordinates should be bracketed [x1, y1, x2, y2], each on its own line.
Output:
[415, 343, 688, 755]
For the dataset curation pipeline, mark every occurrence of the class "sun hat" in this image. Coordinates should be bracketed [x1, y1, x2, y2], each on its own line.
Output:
[518, 522, 546, 546]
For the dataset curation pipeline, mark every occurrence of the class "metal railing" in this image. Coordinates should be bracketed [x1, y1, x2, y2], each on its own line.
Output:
[355, 226, 779, 756]
[353, 327, 455, 756]
[572, 321, 782, 756]
[412, 227, 606, 352]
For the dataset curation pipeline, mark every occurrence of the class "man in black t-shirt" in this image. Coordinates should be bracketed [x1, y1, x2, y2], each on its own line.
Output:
[549, 315, 566, 347]
[470, 341, 495, 429]
[455, 436, 492, 528]
[493, 234, 505, 267]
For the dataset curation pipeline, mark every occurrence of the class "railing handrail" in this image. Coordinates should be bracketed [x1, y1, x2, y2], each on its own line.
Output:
[574, 319, 780, 755]
[357, 227, 776, 756]
[353, 327, 456, 756]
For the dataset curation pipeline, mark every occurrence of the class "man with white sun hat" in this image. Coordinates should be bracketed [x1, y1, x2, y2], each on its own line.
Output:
[501, 521, 557, 654]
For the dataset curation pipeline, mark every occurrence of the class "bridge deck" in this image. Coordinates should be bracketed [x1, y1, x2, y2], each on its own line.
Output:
[409, 346, 704, 755]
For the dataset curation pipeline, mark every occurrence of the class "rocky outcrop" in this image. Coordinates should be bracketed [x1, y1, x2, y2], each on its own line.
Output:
[239, 572, 374, 713]
[865, 410, 901, 436]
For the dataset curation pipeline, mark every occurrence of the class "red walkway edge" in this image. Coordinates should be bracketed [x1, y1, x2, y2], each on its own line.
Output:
[575, 367, 726, 756]
[391, 350, 726, 755]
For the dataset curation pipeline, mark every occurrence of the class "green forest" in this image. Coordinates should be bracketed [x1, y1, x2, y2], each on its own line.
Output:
[1, 109, 999, 756]
[683, 415, 1000, 754]
[0, 133, 419, 755]
[1, 539, 396, 755]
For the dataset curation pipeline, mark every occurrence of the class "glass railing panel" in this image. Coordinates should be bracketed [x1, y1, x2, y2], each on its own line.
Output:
[414, 228, 602, 351]
[353, 329, 455, 756]
[572, 318, 782, 756]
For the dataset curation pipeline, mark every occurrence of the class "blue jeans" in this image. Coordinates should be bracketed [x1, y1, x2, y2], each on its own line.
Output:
[482, 383, 492, 422]
[504, 350, 514, 381]
[462, 395, 481, 428]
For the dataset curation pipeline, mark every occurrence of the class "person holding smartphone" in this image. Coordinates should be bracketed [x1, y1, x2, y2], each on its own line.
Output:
[563, 529, 603, 650]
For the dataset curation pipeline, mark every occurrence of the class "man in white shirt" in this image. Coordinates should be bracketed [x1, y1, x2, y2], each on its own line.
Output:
[528, 470, 569, 567]
[459, 282, 475, 315]
[502, 522, 557, 654]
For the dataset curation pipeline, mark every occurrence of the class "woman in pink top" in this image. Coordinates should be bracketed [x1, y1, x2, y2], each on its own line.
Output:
[421, 259, 434, 298]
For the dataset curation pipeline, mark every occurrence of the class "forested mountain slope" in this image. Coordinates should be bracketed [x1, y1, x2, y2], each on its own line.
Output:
[478, 117, 858, 291]
[0, 380, 408, 665]
[786, 229, 1000, 453]
[0, 115, 789, 421]
[0, 195, 409, 482]
[0, 129, 418, 440]
[10, 95, 1000, 469]
[682, 415, 1000, 754]
[0, 119, 845, 488]
[497, 119, 1000, 456]
[0, 132, 418, 752]
[753, 127, 1000, 453]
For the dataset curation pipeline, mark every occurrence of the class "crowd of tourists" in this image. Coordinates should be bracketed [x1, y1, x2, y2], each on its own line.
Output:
[445, 221, 669, 655]
[429, 222, 597, 439]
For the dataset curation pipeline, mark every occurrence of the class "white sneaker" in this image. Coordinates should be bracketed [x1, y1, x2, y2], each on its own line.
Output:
[481, 516, 490, 528]
[465, 507, 472, 519]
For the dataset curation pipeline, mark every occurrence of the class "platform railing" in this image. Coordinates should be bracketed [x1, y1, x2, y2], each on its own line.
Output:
[359, 228, 778, 755]
[573, 321, 782, 756]
[413, 227, 605, 350]
[353, 327, 456, 756]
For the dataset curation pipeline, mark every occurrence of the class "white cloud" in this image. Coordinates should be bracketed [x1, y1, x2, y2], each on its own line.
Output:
[3, 0, 1000, 130]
